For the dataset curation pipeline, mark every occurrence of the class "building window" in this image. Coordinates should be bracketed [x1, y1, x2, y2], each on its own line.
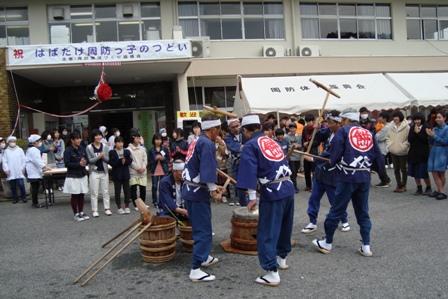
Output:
[178, 1, 285, 40]
[300, 2, 392, 40]
[406, 5, 448, 40]
[48, 2, 161, 44]
[0, 7, 29, 46]
[188, 86, 236, 110]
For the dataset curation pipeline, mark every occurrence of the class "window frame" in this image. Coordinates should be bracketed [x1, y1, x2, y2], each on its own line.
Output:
[178, 0, 285, 41]
[299, 2, 392, 41]
[405, 4, 448, 40]
[0, 6, 30, 46]
[188, 86, 236, 111]
[48, 2, 161, 44]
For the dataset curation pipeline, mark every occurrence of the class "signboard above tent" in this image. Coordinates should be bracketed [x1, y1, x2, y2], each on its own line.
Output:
[234, 74, 412, 116]
[7, 40, 192, 67]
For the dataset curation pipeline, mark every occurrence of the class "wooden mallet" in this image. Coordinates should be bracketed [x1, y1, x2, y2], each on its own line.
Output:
[203, 105, 238, 118]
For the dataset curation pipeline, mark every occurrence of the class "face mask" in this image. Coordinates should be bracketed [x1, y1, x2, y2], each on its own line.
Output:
[37, 142, 42, 148]
[9, 142, 16, 148]
[62, 131, 68, 136]
[47, 135, 52, 140]
[0, 143, 5, 149]
[360, 114, 369, 120]
[115, 131, 120, 137]
[407, 120, 412, 125]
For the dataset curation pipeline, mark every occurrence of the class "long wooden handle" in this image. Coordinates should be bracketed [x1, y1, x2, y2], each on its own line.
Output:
[101, 219, 140, 248]
[217, 168, 237, 184]
[309, 79, 341, 98]
[79, 222, 152, 287]
[293, 150, 330, 162]
[73, 221, 142, 284]
[203, 105, 237, 118]
[306, 92, 330, 154]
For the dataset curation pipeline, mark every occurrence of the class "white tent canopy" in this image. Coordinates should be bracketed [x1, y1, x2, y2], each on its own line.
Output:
[385, 72, 448, 107]
[234, 73, 412, 116]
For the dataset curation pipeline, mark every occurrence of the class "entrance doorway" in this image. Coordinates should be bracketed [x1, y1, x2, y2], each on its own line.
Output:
[89, 111, 133, 144]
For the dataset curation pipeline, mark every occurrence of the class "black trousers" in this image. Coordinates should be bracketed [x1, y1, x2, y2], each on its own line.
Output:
[130, 184, 146, 207]
[30, 180, 41, 205]
[391, 154, 408, 188]
[304, 160, 314, 189]
[114, 180, 130, 208]
[289, 160, 300, 189]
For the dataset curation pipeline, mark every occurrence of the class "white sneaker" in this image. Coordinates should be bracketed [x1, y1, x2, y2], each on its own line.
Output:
[134, 207, 139, 212]
[189, 268, 216, 282]
[340, 223, 351, 232]
[228, 202, 235, 206]
[312, 238, 332, 254]
[359, 244, 373, 257]
[301, 223, 317, 234]
[236, 202, 240, 206]
[92, 211, 99, 218]
[221, 196, 227, 203]
[255, 271, 280, 287]
[277, 256, 289, 270]
[124, 207, 131, 214]
[74, 213, 84, 222]
[105, 209, 112, 216]
[80, 212, 90, 220]
[117, 208, 125, 215]
[201, 255, 219, 267]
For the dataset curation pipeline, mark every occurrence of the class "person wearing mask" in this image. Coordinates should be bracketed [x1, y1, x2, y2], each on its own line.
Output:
[109, 136, 132, 214]
[26, 134, 49, 208]
[386, 111, 410, 193]
[158, 159, 188, 220]
[286, 123, 301, 193]
[149, 134, 170, 209]
[372, 111, 392, 188]
[108, 128, 120, 148]
[188, 122, 201, 145]
[128, 130, 148, 210]
[408, 113, 432, 196]
[61, 128, 70, 144]
[170, 128, 188, 161]
[63, 131, 90, 222]
[2, 136, 26, 204]
[302, 114, 318, 191]
[40, 130, 54, 162]
[87, 129, 112, 217]
[359, 107, 375, 134]
[99, 125, 108, 146]
[426, 111, 448, 200]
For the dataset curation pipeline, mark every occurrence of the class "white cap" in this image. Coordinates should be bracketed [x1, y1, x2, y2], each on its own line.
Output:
[99, 126, 107, 133]
[227, 118, 240, 126]
[28, 134, 41, 143]
[201, 119, 221, 130]
[172, 160, 185, 171]
[340, 112, 360, 122]
[7, 136, 17, 143]
[241, 114, 260, 127]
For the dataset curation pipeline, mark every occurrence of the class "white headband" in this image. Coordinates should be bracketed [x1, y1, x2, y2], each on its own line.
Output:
[341, 112, 360, 122]
[241, 114, 260, 127]
[328, 115, 342, 123]
[201, 119, 221, 130]
[173, 162, 185, 171]
[227, 118, 240, 126]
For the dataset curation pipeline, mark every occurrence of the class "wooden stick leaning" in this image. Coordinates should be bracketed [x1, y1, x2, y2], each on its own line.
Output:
[293, 150, 330, 162]
[101, 219, 140, 248]
[217, 168, 237, 185]
[203, 105, 238, 118]
[306, 79, 340, 154]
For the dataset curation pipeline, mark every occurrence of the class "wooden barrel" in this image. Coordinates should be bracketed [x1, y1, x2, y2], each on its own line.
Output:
[178, 221, 193, 252]
[139, 216, 177, 263]
[230, 207, 259, 252]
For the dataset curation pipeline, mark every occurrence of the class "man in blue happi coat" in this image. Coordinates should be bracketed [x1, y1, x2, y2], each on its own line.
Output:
[237, 114, 295, 287]
[158, 159, 188, 221]
[182, 115, 224, 282]
[312, 110, 381, 257]
[301, 111, 351, 234]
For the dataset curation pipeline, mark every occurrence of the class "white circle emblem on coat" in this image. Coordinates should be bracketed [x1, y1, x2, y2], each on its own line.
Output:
[348, 127, 373, 152]
[257, 136, 285, 162]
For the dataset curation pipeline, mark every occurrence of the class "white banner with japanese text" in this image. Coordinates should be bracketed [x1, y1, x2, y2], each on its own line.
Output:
[7, 40, 192, 66]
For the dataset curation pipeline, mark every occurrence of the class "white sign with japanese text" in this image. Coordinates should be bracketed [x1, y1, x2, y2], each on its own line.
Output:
[7, 40, 192, 66]
[236, 74, 412, 115]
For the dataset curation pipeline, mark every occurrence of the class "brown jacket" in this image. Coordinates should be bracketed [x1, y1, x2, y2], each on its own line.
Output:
[386, 121, 410, 156]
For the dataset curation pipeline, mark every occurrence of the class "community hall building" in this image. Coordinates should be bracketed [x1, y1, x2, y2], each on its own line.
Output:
[0, 0, 447, 142]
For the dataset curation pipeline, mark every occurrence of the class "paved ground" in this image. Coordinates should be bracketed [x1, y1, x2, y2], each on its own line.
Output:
[0, 171, 447, 299]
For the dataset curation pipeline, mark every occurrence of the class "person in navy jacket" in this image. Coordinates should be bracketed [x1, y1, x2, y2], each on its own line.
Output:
[158, 160, 188, 221]
[301, 111, 351, 234]
[181, 115, 224, 283]
[312, 110, 381, 257]
[237, 114, 295, 287]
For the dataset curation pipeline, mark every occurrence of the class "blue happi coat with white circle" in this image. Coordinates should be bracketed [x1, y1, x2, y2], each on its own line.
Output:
[237, 131, 294, 201]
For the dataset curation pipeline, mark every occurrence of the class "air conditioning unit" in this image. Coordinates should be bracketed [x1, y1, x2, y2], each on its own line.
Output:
[298, 45, 320, 57]
[190, 37, 211, 58]
[122, 4, 134, 17]
[263, 46, 285, 57]
[50, 6, 68, 21]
